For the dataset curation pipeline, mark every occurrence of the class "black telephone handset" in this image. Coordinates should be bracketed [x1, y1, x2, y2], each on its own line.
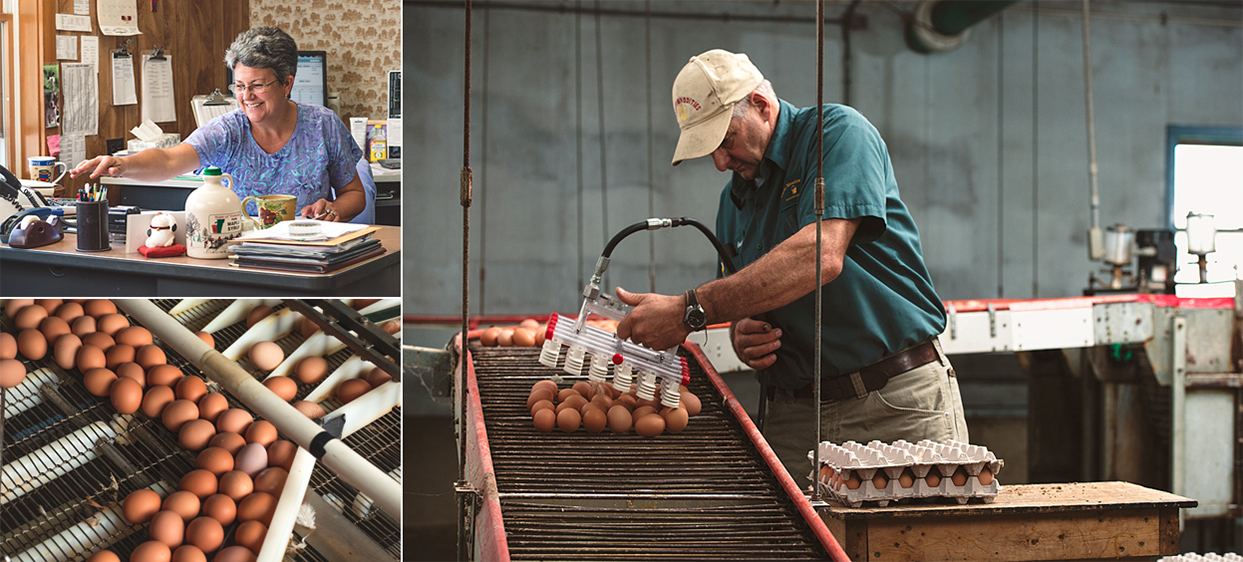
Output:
[0, 164, 23, 198]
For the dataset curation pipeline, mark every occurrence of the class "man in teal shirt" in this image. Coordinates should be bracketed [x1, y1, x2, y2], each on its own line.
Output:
[617, 49, 968, 486]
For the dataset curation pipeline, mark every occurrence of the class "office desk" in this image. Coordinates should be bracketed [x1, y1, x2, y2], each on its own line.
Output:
[0, 226, 400, 297]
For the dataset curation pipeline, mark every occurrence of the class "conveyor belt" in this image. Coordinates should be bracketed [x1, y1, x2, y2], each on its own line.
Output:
[470, 344, 828, 561]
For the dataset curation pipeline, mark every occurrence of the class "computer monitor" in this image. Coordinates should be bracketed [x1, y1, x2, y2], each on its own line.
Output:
[292, 51, 328, 107]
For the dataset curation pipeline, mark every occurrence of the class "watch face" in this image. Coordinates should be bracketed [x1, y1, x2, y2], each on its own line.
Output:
[685, 306, 707, 330]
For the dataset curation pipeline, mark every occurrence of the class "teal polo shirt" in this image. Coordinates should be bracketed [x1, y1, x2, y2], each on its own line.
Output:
[715, 100, 946, 390]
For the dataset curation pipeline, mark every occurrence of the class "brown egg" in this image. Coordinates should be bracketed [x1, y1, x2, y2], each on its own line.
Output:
[635, 414, 665, 437]
[293, 356, 329, 384]
[117, 326, 153, 348]
[555, 395, 587, 415]
[96, 313, 129, 336]
[162, 399, 200, 432]
[122, 488, 163, 523]
[236, 492, 277, 526]
[147, 364, 185, 387]
[176, 376, 208, 404]
[217, 471, 254, 502]
[266, 440, 296, 471]
[0, 359, 27, 388]
[583, 408, 607, 433]
[232, 521, 267, 554]
[0, 332, 15, 359]
[71, 315, 97, 336]
[213, 545, 257, 562]
[84, 299, 117, 318]
[179, 419, 217, 451]
[54, 301, 85, 322]
[519, 318, 539, 329]
[262, 376, 298, 401]
[196, 446, 235, 476]
[171, 545, 206, 562]
[298, 315, 320, 338]
[185, 516, 224, 553]
[110, 377, 144, 415]
[245, 305, 275, 327]
[81, 331, 114, 350]
[14, 304, 48, 330]
[49, 333, 81, 370]
[529, 399, 554, 417]
[926, 472, 942, 487]
[83, 368, 118, 397]
[618, 394, 638, 411]
[979, 467, 995, 485]
[234, 443, 268, 477]
[379, 319, 402, 334]
[104, 344, 136, 370]
[556, 408, 581, 432]
[951, 466, 968, 487]
[215, 409, 253, 435]
[572, 381, 594, 399]
[248, 341, 283, 371]
[497, 329, 514, 346]
[197, 393, 229, 423]
[534, 324, 548, 346]
[141, 386, 176, 418]
[179, 469, 218, 499]
[4, 299, 33, 318]
[76, 344, 106, 372]
[130, 540, 172, 562]
[244, 420, 278, 447]
[526, 387, 554, 410]
[17, 329, 47, 360]
[201, 494, 237, 526]
[335, 378, 371, 404]
[210, 432, 247, 456]
[590, 393, 613, 411]
[844, 473, 861, 489]
[195, 331, 215, 348]
[116, 362, 145, 388]
[663, 407, 689, 434]
[533, 408, 556, 432]
[632, 405, 657, 420]
[161, 490, 201, 523]
[532, 379, 558, 394]
[38, 316, 71, 343]
[365, 366, 392, 388]
[511, 328, 535, 347]
[898, 469, 915, 488]
[149, 510, 185, 547]
[479, 327, 501, 346]
[253, 467, 288, 496]
[291, 400, 326, 419]
[34, 298, 63, 314]
[87, 550, 120, 562]
[606, 405, 632, 433]
[873, 472, 889, 490]
[136, 345, 166, 370]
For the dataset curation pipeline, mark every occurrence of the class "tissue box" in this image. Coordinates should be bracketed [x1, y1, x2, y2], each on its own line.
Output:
[127, 133, 181, 152]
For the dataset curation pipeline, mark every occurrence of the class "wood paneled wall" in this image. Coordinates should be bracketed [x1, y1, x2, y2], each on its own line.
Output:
[34, 0, 249, 201]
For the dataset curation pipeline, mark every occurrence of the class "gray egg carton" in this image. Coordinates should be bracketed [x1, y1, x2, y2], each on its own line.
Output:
[809, 439, 1004, 507]
[1158, 554, 1243, 562]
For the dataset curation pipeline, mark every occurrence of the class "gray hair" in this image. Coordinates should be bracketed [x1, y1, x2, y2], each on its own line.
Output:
[732, 79, 776, 119]
[224, 27, 298, 85]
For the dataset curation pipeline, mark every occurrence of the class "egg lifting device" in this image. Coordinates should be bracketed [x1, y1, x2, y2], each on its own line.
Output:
[537, 218, 739, 408]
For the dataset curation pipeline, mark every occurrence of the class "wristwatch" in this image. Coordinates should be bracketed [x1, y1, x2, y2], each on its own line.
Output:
[683, 289, 707, 332]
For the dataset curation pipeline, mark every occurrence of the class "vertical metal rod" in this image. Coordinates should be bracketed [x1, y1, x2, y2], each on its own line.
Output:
[812, 0, 825, 501]
[459, 1, 474, 560]
[1171, 315, 1187, 531]
[646, 0, 656, 293]
[479, 8, 491, 315]
[1031, 1, 1040, 298]
[1081, 0, 1101, 233]
[595, 0, 610, 289]
[575, 1, 585, 291]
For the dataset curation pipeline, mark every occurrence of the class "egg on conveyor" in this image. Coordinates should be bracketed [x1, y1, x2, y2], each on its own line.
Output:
[86, 550, 120, 562]
[234, 442, 269, 477]
[0, 359, 27, 388]
[267, 440, 297, 471]
[262, 376, 298, 401]
[148, 509, 184, 547]
[215, 408, 253, 435]
[0, 331, 16, 359]
[52, 334, 82, 369]
[291, 400, 326, 419]
[212, 545, 257, 562]
[179, 469, 218, 499]
[17, 329, 47, 360]
[336, 378, 371, 404]
[130, 540, 172, 562]
[122, 489, 163, 524]
[141, 386, 176, 418]
[246, 305, 274, 327]
[231, 521, 267, 554]
[82, 368, 118, 397]
[218, 470, 254, 502]
[248, 341, 284, 372]
[178, 419, 218, 451]
[237, 492, 278, 526]
[147, 364, 185, 387]
[293, 356, 329, 384]
[196, 446, 235, 476]
[195, 331, 215, 348]
[171, 545, 207, 562]
[197, 392, 229, 423]
[245, 420, 278, 447]
[110, 377, 144, 415]
[162, 490, 201, 523]
[185, 516, 224, 553]
[209, 432, 248, 456]
[253, 467, 288, 496]
[95, 312, 129, 336]
[116, 325, 153, 347]
[14, 303, 48, 330]
[202, 493, 237, 526]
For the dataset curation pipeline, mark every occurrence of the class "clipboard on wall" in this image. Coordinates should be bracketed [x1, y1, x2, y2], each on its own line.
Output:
[190, 89, 239, 128]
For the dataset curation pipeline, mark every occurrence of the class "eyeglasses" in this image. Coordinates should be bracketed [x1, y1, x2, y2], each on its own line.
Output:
[228, 79, 279, 96]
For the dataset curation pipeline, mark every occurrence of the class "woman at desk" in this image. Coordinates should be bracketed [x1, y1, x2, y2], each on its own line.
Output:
[70, 27, 365, 222]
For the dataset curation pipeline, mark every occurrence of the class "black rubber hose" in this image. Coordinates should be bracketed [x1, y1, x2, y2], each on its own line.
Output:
[600, 218, 739, 275]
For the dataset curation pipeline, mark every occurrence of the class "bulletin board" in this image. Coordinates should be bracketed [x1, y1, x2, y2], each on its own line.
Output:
[33, 0, 249, 201]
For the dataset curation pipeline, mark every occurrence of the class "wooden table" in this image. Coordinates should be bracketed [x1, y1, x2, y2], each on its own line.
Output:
[817, 482, 1196, 561]
[0, 225, 401, 297]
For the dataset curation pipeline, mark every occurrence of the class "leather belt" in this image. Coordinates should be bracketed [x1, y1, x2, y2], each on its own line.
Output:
[768, 340, 940, 403]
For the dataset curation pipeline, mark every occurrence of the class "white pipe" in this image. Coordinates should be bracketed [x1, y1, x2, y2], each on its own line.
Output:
[3, 369, 61, 418]
[358, 299, 400, 315]
[13, 482, 173, 562]
[257, 448, 317, 562]
[117, 300, 401, 519]
[322, 380, 400, 437]
[2, 419, 128, 503]
[221, 307, 301, 361]
[168, 299, 212, 316]
[202, 299, 282, 334]
[352, 467, 401, 519]
[303, 356, 375, 403]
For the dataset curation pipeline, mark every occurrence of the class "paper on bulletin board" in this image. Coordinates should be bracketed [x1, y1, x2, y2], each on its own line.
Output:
[62, 63, 98, 136]
[141, 55, 176, 123]
[97, 0, 140, 36]
[61, 135, 86, 169]
[81, 36, 99, 67]
[56, 36, 78, 60]
[111, 54, 136, 106]
[55, 14, 92, 32]
[75, 0, 90, 15]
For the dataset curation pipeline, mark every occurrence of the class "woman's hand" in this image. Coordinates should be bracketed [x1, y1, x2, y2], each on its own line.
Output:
[70, 155, 126, 179]
[300, 199, 341, 222]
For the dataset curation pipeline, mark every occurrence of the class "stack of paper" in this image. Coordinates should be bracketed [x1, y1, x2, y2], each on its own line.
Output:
[229, 222, 385, 273]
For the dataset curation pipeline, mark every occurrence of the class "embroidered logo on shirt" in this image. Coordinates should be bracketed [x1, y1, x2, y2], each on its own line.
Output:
[782, 178, 802, 202]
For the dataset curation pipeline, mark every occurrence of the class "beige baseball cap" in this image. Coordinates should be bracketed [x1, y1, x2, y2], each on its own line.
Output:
[670, 49, 764, 166]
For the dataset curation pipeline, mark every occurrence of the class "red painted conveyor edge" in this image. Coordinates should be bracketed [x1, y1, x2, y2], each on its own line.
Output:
[456, 333, 511, 562]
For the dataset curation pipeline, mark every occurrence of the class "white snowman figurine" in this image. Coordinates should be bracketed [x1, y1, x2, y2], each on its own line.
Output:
[145, 212, 178, 248]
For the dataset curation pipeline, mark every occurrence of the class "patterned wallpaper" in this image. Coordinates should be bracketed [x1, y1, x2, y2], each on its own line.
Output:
[251, 0, 400, 121]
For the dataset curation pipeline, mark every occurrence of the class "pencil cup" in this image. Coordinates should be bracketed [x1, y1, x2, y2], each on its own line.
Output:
[76, 200, 110, 252]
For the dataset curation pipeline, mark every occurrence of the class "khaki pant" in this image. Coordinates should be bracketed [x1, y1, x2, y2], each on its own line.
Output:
[762, 339, 968, 488]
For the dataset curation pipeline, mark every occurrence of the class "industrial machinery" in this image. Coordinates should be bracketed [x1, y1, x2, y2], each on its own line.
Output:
[1, 299, 401, 561]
